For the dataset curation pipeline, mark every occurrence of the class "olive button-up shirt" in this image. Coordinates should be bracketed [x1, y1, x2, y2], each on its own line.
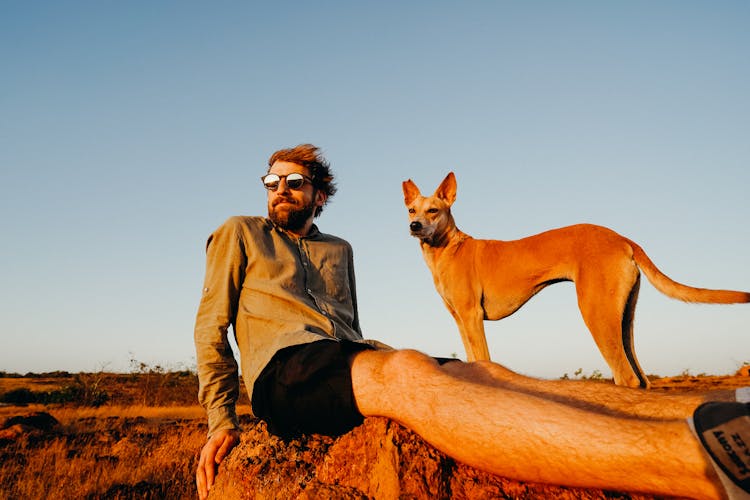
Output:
[194, 216, 370, 436]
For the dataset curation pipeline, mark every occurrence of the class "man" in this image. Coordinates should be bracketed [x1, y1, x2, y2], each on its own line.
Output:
[195, 144, 750, 499]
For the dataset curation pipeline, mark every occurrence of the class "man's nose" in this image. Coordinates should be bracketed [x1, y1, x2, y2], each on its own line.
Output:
[277, 178, 291, 193]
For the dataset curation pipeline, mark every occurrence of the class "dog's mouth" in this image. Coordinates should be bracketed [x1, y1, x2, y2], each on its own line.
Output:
[409, 221, 435, 242]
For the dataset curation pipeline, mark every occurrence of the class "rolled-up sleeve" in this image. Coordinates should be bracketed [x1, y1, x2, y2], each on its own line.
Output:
[194, 218, 245, 436]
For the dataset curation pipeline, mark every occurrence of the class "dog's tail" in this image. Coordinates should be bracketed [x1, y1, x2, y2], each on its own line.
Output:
[630, 241, 750, 304]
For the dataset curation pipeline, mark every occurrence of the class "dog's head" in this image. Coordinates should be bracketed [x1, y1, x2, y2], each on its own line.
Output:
[402, 172, 457, 246]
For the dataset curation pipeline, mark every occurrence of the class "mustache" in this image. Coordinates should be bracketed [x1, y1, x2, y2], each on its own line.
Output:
[272, 197, 297, 207]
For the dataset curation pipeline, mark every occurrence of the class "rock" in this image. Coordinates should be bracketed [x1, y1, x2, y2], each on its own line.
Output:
[0, 411, 60, 442]
[0, 424, 35, 441]
[1, 411, 59, 432]
[210, 417, 648, 499]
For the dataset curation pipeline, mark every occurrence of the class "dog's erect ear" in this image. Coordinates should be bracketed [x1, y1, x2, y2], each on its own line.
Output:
[402, 179, 421, 205]
[433, 172, 457, 206]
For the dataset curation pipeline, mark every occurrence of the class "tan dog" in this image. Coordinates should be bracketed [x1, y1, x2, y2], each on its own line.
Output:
[402, 172, 749, 388]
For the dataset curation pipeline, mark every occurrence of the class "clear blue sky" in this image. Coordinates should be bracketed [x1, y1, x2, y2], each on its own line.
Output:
[1, 1, 748, 379]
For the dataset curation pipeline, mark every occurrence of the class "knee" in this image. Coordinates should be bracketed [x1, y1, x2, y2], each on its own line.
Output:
[352, 349, 450, 419]
[380, 349, 442, 384]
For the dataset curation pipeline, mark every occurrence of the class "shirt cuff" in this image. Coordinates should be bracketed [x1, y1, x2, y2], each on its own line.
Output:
[206, 404, 240, 437]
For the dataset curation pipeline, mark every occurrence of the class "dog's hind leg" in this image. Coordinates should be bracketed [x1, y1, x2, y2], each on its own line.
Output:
[575, 266, 650, 388]
[620, 275, 649, 388]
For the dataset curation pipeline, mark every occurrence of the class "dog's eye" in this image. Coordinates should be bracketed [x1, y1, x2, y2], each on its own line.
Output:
[408, 208, 416, 214]
[427, 208, 438, 214]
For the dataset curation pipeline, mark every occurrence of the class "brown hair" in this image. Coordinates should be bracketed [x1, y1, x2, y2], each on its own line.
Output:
[268, 144, 337, 216]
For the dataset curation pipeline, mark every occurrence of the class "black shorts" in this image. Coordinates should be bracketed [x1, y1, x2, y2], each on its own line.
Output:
[251, 339, 373, 440]
[251, 339, 460, 440]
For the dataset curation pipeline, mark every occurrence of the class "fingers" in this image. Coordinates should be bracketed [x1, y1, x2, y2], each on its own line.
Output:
[196, 465, 209, 499]
[196, 439, 219, 499]
[196, 450, 208, 499]
[205, 447, 217, 496]
[195, 430, 240, 499]
[215, 432, 240, 463]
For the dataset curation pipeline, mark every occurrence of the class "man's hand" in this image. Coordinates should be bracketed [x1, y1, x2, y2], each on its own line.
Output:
[196, 428, 240, 499]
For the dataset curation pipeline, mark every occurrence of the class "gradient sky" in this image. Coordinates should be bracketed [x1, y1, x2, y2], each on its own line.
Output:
[1, 1, 748, 379]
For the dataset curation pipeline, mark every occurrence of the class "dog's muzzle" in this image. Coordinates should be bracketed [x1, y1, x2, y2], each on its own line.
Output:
[409, 221, 422, 232]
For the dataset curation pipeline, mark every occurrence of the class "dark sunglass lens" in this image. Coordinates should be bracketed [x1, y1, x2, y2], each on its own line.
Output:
[262, 174, 281, 190]
[285, 173, 305, 189]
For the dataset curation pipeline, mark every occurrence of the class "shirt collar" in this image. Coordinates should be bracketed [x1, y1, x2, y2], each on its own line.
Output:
[268, 218, 321, 240]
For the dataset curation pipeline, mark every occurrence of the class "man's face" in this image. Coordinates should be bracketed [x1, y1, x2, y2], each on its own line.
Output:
[266, 160, 325, 233]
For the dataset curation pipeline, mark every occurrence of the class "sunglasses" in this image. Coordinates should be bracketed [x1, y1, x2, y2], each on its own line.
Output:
[260, 172, 313, 191]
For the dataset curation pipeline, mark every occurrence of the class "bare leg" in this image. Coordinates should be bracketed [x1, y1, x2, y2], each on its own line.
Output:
[444, 360, 736, 420]
[350, 349, 724, 499]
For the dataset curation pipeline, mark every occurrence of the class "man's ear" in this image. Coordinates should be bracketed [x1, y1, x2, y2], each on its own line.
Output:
[402, 179, 421, 205]
[315, 190, 327, 208]
[434, 172, 456, 206]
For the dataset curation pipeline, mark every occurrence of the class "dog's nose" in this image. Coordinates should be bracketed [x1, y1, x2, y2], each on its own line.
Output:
[410, 221, 422, 232]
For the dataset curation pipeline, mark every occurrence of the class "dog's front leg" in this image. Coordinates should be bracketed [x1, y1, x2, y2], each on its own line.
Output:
[451, 309, 491, 362]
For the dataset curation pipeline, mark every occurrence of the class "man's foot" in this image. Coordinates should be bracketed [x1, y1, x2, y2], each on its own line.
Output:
[691, 402, 750, 499]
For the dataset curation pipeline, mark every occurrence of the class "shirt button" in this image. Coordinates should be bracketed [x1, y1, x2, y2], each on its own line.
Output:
[307, 288, 312, 294]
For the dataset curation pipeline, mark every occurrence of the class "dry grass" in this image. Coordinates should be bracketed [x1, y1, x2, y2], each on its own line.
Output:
[0, 372, 253, 500]
[0, 378, 66, 393]
[0, 404, 255, 500]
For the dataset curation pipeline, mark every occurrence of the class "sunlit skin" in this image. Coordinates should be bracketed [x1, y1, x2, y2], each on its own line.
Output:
[196, 428, 239, 499]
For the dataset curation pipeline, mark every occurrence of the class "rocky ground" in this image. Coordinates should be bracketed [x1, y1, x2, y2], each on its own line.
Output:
[210, 372, 750, 499]
[1, 370, 748, 499]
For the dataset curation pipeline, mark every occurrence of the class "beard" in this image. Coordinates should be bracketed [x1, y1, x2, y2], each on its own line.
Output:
[268, 197, 316, 231]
